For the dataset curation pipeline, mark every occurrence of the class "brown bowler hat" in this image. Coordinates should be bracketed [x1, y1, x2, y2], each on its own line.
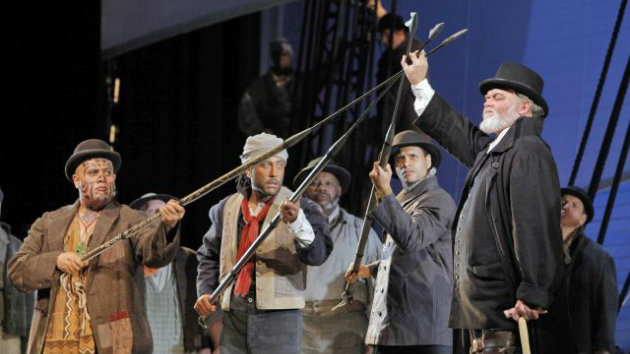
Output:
[479, 62, 548, 117]
[65, 139, 121, 181]
[391, 130, 442, 169]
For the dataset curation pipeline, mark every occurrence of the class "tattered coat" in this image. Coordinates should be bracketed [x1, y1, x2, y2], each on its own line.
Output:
[8, 200, 180, 354]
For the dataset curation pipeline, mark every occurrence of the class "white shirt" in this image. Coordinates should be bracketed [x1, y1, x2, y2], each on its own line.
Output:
[410, 79, 511, 154]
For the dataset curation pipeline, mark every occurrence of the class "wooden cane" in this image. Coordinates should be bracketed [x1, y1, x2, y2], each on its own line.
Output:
[518, 317, 531, 354]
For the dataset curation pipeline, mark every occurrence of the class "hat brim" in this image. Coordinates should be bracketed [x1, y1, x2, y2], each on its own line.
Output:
[65, 149, 121, 181]
[479, 78, 548, 117]
[391, 142, 442, 171]
[561, 187, 594, 223]
[293, 164, 351, 194]
[129, 193, 177, 210]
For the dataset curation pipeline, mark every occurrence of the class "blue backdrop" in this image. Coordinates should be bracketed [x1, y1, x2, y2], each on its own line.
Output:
[274, 0, 630, 349]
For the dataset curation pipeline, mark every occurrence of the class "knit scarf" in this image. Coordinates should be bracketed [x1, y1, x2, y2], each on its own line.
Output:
[234, 197, 273, 297]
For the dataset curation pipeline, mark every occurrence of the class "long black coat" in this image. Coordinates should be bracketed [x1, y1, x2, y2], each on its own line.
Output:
[559, 228, 618, 354]
[415, 94, 564, 341]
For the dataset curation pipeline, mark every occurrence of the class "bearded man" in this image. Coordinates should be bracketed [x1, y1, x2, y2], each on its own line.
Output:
[8, 139, 185, 354]
[402, 54, 564, 353]
[294, 158, 381, 354]
[195, 133, 332, 354]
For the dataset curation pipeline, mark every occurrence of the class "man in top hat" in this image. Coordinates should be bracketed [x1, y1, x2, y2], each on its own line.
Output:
[194, 133, 332, 354]
[294, 158, 382, 354]
[130, 193, 206, 354]
[238, 37, 296, 138]
[402, 53, 564, 352]
[346, 130, 457, 354]
[7, 139, 185, 354]
[558, 186, 617, 354]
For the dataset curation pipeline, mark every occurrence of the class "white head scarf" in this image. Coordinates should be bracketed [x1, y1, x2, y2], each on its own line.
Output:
[240, 132, 288, 164]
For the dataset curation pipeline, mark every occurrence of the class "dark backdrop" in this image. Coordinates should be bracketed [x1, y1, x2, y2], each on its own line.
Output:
[2, 2, 102, 236]
[1, 2, 262, 251]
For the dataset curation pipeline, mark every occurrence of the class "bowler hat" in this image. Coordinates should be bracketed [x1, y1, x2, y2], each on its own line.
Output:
[65, 139, 121, 181]
[293, 158, 351, 194]
[391, 130, 441, 169]
[129, 193, 177, 210]
[561, 186, 594, 223]
[378, 13, 408, 33]
[479, 62, 548, 117]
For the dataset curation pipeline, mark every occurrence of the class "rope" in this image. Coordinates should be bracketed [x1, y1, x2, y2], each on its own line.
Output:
[587, 55, 630, 200]
[568, 0, 627, 185]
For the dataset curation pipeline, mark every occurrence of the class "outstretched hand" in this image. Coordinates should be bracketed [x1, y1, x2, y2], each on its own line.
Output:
[159, 199, 185, 230]
[401, 50, 428, 85]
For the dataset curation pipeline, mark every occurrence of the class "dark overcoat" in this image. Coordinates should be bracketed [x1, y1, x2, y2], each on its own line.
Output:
[560, 229, 618, 354]
[365, 175, 457, 346]
[415, 94, 564, 348]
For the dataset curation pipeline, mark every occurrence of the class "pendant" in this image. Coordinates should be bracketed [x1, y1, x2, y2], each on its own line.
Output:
[76, 241, 86, 256]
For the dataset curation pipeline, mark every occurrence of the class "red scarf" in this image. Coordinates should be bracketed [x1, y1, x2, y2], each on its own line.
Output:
[234, 197, 273, 297]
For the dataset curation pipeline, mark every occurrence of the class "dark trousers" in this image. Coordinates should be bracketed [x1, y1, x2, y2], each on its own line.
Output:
[375, 345, 452, 354]
[221, 295, 302, 354]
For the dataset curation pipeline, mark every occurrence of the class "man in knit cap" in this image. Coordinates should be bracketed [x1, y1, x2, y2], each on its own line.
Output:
[195, 133, 332, 354]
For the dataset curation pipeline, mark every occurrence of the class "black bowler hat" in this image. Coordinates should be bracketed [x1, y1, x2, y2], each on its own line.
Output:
[293, 158, 351, 194]
[391, 130, 442, 169]
[65, 139, 121, 181]
[377, 13, 408, 33]
[561, 186, 594, 223]
[129, 193, 177, 210]
[479, 62, 548, 117]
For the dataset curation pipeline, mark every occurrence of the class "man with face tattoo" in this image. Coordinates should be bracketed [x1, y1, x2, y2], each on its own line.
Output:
[293, 158, 381, 354]
[8, 139, 185, 354]
[194, 133, 332, 354]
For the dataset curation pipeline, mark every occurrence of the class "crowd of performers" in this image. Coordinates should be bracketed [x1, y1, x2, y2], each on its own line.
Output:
[1, 13, 621, 354]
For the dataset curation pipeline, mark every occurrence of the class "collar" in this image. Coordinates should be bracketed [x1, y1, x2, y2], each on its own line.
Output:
[397, 174, 440, 203]
[562, 227, 583, 264]
[327, 205, 341, 224]
[487, 127, 511, 153]
[487, 116, 545, 154]
[0, 221, 10, 236]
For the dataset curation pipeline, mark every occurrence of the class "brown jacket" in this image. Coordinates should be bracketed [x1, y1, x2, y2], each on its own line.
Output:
[7, 200, 180, 354]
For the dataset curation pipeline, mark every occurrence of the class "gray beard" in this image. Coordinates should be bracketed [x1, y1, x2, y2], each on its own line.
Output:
[321, 195, 340, 213]
[480, 106, 519, 134]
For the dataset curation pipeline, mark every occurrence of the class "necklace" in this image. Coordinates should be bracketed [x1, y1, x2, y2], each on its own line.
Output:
[76, 211, 98, 256]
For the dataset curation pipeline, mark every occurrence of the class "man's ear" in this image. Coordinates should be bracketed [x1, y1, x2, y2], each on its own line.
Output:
[72, 173, 81, 189]
[519, 99, 532, 116]
[578, 213, 588, 228]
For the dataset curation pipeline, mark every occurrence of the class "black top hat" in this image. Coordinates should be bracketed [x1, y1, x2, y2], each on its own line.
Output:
[479, 62, 548, 117]
[561, 186, 594, 224]
[293, 158, 351, 194]
[391, 130, 442, 169]
[65, 139, 121, 181]
[378, 13, 408, 33]
[129, 193, 176, 210]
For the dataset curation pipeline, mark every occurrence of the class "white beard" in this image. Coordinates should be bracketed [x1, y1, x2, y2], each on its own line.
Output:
[480, 105, 519, 134]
